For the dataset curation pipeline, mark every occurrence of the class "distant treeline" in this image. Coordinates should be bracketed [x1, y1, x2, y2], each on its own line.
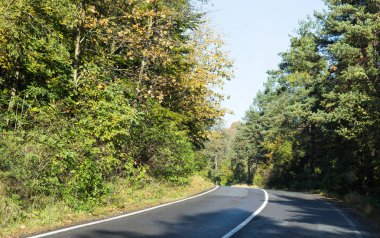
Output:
[205, 0, 379, 197]
[0, 0, 232, 218]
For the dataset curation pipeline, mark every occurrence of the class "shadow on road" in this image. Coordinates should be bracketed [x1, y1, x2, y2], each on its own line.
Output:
[46, 189, 376, 238]
[234, 191, 375, 238]
[68, 209, 251, 238]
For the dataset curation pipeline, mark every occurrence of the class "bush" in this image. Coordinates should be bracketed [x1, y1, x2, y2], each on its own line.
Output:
[144, 122, 196, 184]
[0, 194, 24, 227]
[63, 159, 106, 208]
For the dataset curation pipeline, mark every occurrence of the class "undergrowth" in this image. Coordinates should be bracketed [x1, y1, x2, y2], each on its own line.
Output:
[0, 175, 213, 238]
[342, 192, 380, 232]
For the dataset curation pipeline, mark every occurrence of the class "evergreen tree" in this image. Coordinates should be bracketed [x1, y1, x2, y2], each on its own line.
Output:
[233, 0, 379, 196]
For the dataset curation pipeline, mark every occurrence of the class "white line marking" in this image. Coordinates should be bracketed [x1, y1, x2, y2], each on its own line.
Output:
[28, 185, 220, 238]
[222, 189, 269, 238]
[319, 198, 363, 238]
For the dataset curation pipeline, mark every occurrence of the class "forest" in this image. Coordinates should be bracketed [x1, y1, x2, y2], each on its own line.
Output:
[1, 0, 380, 235]
[0, 0, 232, 234]
[205, 0, 379, 209]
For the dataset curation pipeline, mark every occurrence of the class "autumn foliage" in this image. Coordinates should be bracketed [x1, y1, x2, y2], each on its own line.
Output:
[0, 0, 232, 228]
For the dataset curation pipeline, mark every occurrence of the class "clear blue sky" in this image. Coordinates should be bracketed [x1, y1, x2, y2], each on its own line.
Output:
[206, 0, 326, 127]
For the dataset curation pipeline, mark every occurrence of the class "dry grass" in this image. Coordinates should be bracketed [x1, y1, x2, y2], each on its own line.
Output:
[231, 184, 260, 189]
[0, 176, 214, 238]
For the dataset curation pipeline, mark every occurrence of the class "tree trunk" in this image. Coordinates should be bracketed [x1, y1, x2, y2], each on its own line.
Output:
[138, 14, 153, 87]
[73, 26, 81, 88]
[73, 3, 84, 88]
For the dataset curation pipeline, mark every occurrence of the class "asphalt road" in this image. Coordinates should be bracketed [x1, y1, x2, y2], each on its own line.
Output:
[234, 189, 375, 238]
[30, 186, 375, 238]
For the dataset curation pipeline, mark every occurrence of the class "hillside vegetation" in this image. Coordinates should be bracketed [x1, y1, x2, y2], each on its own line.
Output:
[203, 0, 379, 221]
[0, 0, 231, 235]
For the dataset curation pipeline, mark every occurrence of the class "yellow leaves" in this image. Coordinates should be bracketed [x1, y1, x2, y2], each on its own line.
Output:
[117, 31, 125, 37]
[121, 14, 133, 19]
[79, 2, 233, 137]
[84, 18, 97, 29]
[83, 23, 95, 29]
[147, 10, 155, 17]
[97, 83, 107, 91]
[99, 18, 109, 26]
[87, 5, 97, 14]
[157, 93, 164, 103]
[0, 59, 6, 70]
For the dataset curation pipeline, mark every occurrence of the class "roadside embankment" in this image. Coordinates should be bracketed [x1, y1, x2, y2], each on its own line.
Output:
[0, 175, 213, 238]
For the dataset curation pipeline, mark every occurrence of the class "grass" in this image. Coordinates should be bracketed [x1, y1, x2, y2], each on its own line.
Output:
[0, 175, 214, 238]
[231, 184, 260, 189]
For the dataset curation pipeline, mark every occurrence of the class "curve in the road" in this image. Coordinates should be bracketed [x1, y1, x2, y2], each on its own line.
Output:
[222, 188, 268, 238]
[233, 190, 373, 238]
[29, 186, 267, 238]
[27, 187, 373, 238]
[28, 185, 220, 238]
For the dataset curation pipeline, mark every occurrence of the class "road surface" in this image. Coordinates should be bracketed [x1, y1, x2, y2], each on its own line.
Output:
[234, 189, 374, 238]
[29, 186, 375, 238]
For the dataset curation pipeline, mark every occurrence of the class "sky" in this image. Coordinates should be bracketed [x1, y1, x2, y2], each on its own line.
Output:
[205, 0, 326, 127]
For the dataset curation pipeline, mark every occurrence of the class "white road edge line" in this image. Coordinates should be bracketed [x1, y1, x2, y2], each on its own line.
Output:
[28, 185, 220, 238]
[320, 198, 363, 238]
[222, 189, 269, 238]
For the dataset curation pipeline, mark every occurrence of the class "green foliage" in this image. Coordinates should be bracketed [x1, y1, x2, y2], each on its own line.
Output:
[0, 195, 24, 227]
[201, 123, 239, 185]
[0, 0, 232, 230]
[63, 158, 105, 208]
[230, 0, 380, 198]
[148, 126, 196, 184]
